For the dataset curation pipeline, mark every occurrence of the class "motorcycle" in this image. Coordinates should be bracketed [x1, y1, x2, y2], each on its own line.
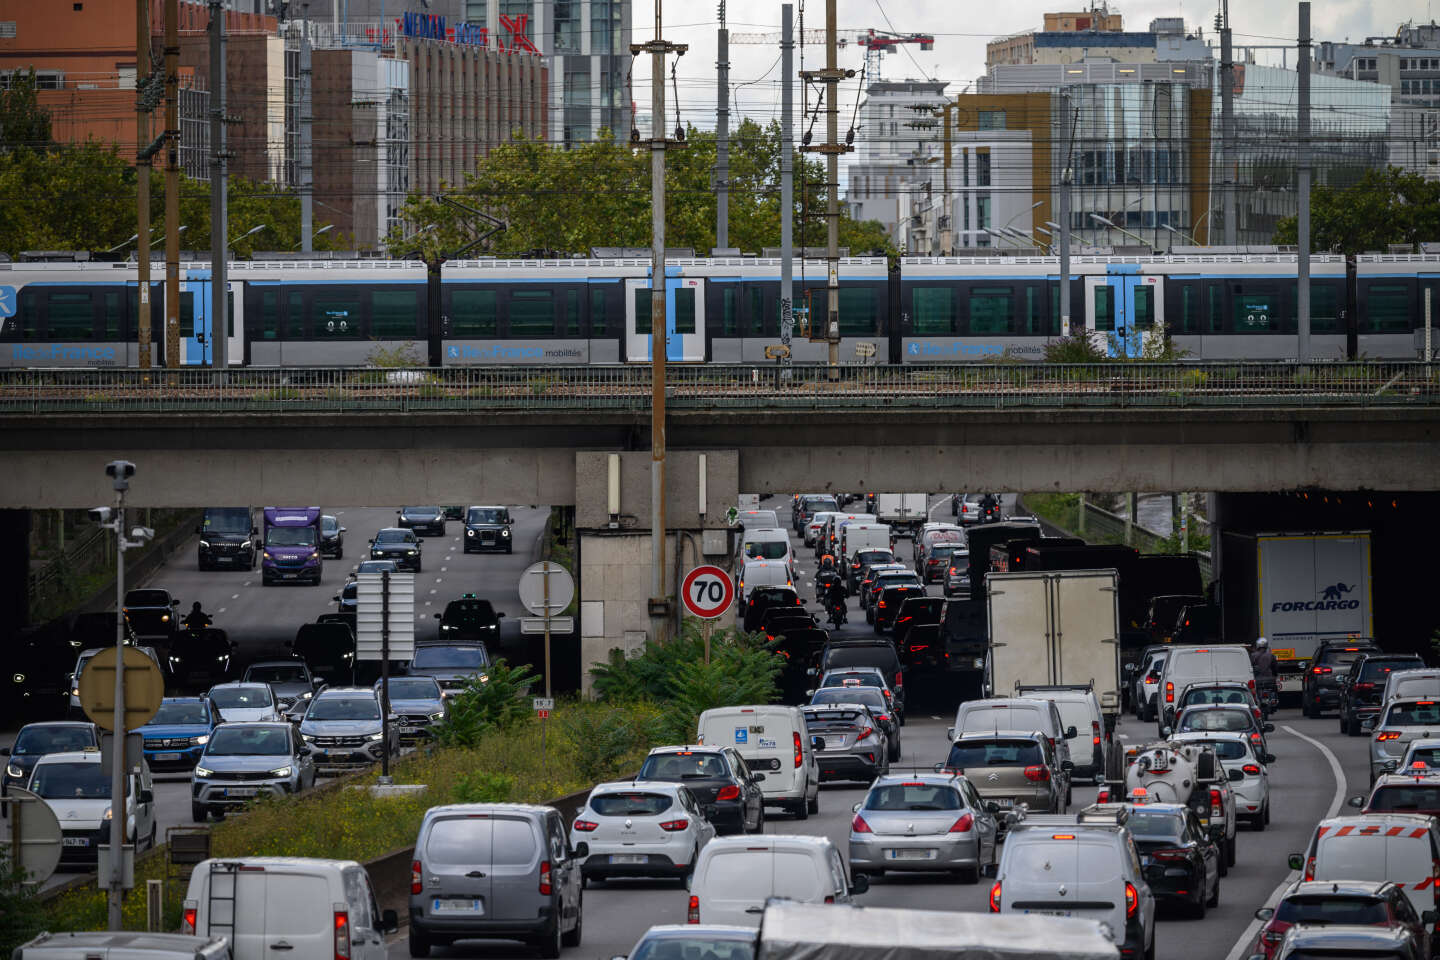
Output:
[827, 598, 848, 628]
[1257, 677, 1280, 717]
[980, 502, 1001, 524]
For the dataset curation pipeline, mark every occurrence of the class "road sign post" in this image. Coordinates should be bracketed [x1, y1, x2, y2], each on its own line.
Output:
[681, 565, 735, 664]
[1, 788, 63, 887]
[520, 562, 574, 700]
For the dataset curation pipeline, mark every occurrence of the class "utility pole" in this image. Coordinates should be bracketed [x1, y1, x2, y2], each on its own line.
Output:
[632, 1, 686, 642]
[715, 0, 729, 250]
[136, 0, 152, 368]
[300, 1, 314, 251]
[799, 0, 854, 380]
[1220, 0, 1236, 246]
[1058, 89, 1073, 338]
[780, 5, 794, 367]
[1296, 1, 1312, 363]
[209, 0, 229, 370]
[164, 0, 181, 368]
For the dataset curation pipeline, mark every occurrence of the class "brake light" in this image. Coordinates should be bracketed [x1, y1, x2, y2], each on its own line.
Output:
[852, 813, 872, 833]
[1023, 765, 1050, 782]
[894, 671, 903, 688]
[182, 903, 197, 935]
[878, 601, 886, 609]
[950, 814, 973, 833]
[334, 908, 351, 960]
[989, 881, 1002, 912]
[573, 819, 599, 831]
[1304, 856, 1316, 881]
[1124, 882, 1138, 919]
[794, 730, 803, 768]
[1431, 858, 1439, 905]
[1248, 678, 1255, 691]
[539, 861, 552, 896]
[411, 861, 423, 895]
[1092, 720, 1101, 746]
[1165, 681, 1174, 703]
[716, 784, 741, 801]
[687, 895, 700, 923]
[1209, 788, 1222, 818]
[1313, 666, 1332, 674]
[1377, 731, 1402, 741]
[1356, 682, 1375, 691]
[1242, 763, 1261, 775]
[1096, 788, 1110, 802]
[856, 725, 874, 740]
[1151, 848, 1189, 861]
[660, 819, 690, 831]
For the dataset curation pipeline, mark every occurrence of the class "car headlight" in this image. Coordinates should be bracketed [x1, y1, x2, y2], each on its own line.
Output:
[269, 766, 293, 778]
[11, 673, 23, 684]
[302, 691, 312, 699]
[501, 528, 511, 537]
[406, 549, 417, 555]
[199, 539, 210, 548]
[193, 735, 210, 746]
[104, 807, 113, 820]
[241, 540, 251, 549]
[309, 551, 319, 560]
[263, 551, 273, 560]
[161, 614, 170, 622]
[71, 687, 79, 698]
[440, 624, 453, 631]
[478, 674, 490, 683]
[300, 734, 316, 742]
[466, 529, 475, 537]
[169, 656, 182, 663]
[217, 655, 228, 662]
[429, 711, 445, 722]
[5, 764, 22, 779]
[366, 732, 384, 742]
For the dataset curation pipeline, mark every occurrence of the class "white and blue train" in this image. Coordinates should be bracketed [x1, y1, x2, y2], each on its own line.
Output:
[0, 252, 1435, 367]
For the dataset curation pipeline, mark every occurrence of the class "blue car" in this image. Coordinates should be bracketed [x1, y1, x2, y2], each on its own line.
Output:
[135, 697, 217, 772]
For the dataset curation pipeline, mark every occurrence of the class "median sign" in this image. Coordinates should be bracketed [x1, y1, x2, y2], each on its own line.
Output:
[682, 565, 734, 619]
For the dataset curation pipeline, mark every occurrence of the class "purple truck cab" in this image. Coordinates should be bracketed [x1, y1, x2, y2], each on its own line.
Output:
[261, 507, 324, 586]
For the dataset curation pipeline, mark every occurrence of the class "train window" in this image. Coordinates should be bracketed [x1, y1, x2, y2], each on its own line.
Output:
[509, 289, 555, 336]
[1232, 284, 1277, 333]
[746, 286, 768, 336]
[8, 289, 40, 339]
[1298, 281, 1340, 334]
[258, 289, 280, 340]
[47, 290, 96, 339]
[313, 293, 362, 338]
[286, 292, 305, 338]
[716, 285, 739, 336]
[1132, 285, 1155, 329]
[675, 287, 696, 334]
[1024, 286, 1049, 335]
[969, 286, 1012, 335]
[838, 287, 876, 335]
[1364, 283, 1411, 332]
[564, 289, 582, 336]
[451, 289, 498, 336]
[1091, 285, 1115, 332]
[178, 291, 195, 339]
[912, 287, 955, 334]
[1206, 282, 1223, 334]
[103, 291, 123, 339]
[634, 289, 652, 335]
[370, 290, 419, 338]
[1178, 284, 1198, 334]
[589, 287, 609, 336]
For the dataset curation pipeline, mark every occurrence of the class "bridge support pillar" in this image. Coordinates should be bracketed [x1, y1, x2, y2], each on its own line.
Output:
[574, 451, 739, 692]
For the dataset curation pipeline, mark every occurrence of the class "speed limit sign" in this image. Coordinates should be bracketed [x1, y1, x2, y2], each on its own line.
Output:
[682, 565, 735, 619]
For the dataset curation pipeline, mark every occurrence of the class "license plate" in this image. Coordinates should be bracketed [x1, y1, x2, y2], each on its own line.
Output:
[154, 753, 181, 762]
[610, 854, 647, 864]
[886, 849, 937, 861]
[226, 787, 259, 797]
[282, 573, 298, 579]
[1024, 909, 1071, 917]
[992, 798, 1014, 808]
[434, 899, 482, 914]
[63, 837, 89, 847]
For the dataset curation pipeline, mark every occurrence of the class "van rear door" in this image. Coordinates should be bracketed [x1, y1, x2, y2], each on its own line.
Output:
[422, 816, 494, 919]
[1386, 830, 1439, 919]
[701, 849, 774, 926]
[735, 710, 797, 795]
[262, 868, 333, 960]
[485, 816, 545, 923]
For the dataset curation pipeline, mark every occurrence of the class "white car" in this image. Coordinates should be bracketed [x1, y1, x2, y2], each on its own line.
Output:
[207, 682, 280, 722]
[1395, 737, 1440, 774]
[1171, 730, 1273, 828]
[571, 780, 716, 884]
[28, 749, 156, 866]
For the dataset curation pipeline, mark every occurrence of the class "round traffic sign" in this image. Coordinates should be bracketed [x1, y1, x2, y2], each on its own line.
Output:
[77, 646, 165, 732]
[518, 561, 575, 616]
[682, 565, 734, 619]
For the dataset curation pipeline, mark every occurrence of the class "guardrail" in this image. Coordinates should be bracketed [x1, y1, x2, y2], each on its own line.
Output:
[0, 361, 1436, 414]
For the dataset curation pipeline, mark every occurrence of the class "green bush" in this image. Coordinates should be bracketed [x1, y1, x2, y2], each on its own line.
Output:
[1043, 335, 1109, 364]
[431, 658, 540, 748]
[452, 771, 517, 803]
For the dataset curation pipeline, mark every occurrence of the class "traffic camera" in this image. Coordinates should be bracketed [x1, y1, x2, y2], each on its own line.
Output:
[88, 507, 113, 525]
[105, 459, 136, 492]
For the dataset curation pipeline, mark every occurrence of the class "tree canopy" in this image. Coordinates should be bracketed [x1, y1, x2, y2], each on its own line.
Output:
[1273, 166, 1440, 254]
[386, 120, 894, 259]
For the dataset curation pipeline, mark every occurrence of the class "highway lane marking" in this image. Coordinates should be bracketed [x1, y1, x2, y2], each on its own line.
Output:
[928, 494, 950, 519]
[441, 567, 448, 572]
[435, 578, 442, 583]
[429, 588, 437, 594]
[1222, 724, 1346, 960]
[231, 594, 239, 600]
[217, 607, 226, 613]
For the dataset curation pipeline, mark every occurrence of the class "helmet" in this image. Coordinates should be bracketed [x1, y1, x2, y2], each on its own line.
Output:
[1255, 636, 1268, 649]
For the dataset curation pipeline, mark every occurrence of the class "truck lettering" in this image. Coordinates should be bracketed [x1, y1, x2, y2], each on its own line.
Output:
[1271, 599, 1362, 612]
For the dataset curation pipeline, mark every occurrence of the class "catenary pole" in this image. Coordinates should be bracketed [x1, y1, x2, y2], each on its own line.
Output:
[716, 1, 729, 249]
[164, 0, 180, 367]
[300, 2, 314, 251]
[1296, 1, 1312, 362]
[1221, 0, 1236, 246]
[136, 0, 152, 368]
[1059, 89, 1073, 338]
[780, 5, 794, 365]
[209, 0, 228, 370]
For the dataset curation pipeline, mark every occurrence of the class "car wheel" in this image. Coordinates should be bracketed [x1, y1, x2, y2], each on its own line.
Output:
[191, 803, 207, 823]
[808, 793, 819, 815]
[958, 863, 980, 884]
[1340, 713, 1349, 735]
[561, 896, 582, 948]
[1207, 871, 1220, 908]
[1251, 812, 1266, 832]
[1226, 835, 1236, 867]
[148, 822, 157, 850]
[793, 798, 809, 821]
[335, 548, 342, 559]
[408, 925, 432, 958]
[1264, 802, 1271, 826]
[1144, 936, 1155, 960]
[1192, 883, 1208, 919]
[537, 918, 563, 959]
[1218, 846, 1228, 877]
[755, 804, 766, 833]
[506, 546, 514, 554]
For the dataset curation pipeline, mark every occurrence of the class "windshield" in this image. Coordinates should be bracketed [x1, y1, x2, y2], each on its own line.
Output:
[384, 678, 441, 700]
[412, 645, 489, 669]
[375, 529, 415, 544]
[1362, 660, 1422, 682]
[467, 508, 508, 524]
[945, 739, 1042, 768]
[928, 546, 957, 561]
[855, 550, 892, 565]
[202, 509, 251, 534]
[591, 792, 674, 816]
[1319, 648, 1374, 668]
[1182, 738, 1249, 760]
[1386, 702, 1440, 726]
[1179, 709, 1252, 732]
[266, 526, 316, 547]
[745, 540, 789, 560]
[357, 560, 397, 573]
[246, 664, 309, 684]
[826, 648, 898, 671]
[631, 938, 754, 960]
[1367, 785, 1440, 812]
[1127, 811, 1186, 839]
[811, 688, 886, 711]
[308, 696, 381, 721]
[210, 686, 273, 709]
[321, 516, 339, 532]
[1275, 896, 1389, 925]
[863, 783, 961, 811]
[14, 726, 95, 755]
[126, 590, 169, 607]
[29, 761, 108, 799]
[639, 752, 730, 780]
[1406, 748, 1440, 769]
[149, 702, 209, 726]
[445, 601, 498, 623]
[207, 726, 292, 756]
[1185, 688, 1253, 707]
[403, 507, 440, 518]
[822, 673, 882, 689]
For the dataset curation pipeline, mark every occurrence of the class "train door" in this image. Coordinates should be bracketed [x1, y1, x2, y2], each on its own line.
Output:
[1084, 266, 1162, 358]
[179, 275, 246, 365]
[624, 272, 706, 362]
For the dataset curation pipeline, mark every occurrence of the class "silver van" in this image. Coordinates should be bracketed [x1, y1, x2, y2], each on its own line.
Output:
[950, 698, 1073, 803]
[409, 803, 585, 959]
[14, 933, 231, 960]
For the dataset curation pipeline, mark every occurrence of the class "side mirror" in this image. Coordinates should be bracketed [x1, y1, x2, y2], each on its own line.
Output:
[416, 539, 425, 545]
[985, 801, 1000, 814]
[433, 613, 442, 619]
[1262, 722, 1275, 733]
[339, 527, 347, 533]
[1064, 726, 1078, 739]
[1287, 853, 1304, 871]
[933, 762, 945, 773]
[852, 802, 863, 813]
[1254, 907, 1275, 922]
[1060, 760, 1074, 772]
[811, 737, 826, 751]
[380, 910, 399, 934]
[945, 728, 954, 741]
[1347, 794, 1367, 808]
[573, 842, 589, 859]
[138, 789, 154, 804]
[497, 612, 506, 618]
[508, 518, 515, 525]
[1229, 769, 1244, 782]
[1261, 753, 1277, 765]
[1424, 910, 1439, 926]
[299, 745, 313, 756]
[333, 596, 341, 602]
[752, 773, 766, 782]
[1160, 727, 1172, 738]
[1122, 663, 1136, 675]
[805, 690, 816, 698]
[1362, 716, 1379, 730]
[171, 599, 180, 606]
[849, 873, 870, 895]
[368, 539, 375, 545]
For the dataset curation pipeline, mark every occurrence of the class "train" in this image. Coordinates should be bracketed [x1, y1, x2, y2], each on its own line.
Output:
[0, 252, 1436, 367]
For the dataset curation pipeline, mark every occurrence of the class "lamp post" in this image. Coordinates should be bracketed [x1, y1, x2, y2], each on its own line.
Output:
[293, 224, 334, 249]
[149, 225, 188, 248]
[228, 224, 268, 248]
[1089, 213, 1153, 250]
[1161, 223, 1202, 248]
[1001, 199, 1045, 236]
[984, 227, 1025, 250]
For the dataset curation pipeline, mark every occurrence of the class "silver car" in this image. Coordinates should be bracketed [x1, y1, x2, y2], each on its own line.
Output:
[803, 703, 889, 783]
[190, 721, 316, 821]
[1171, 730, 1274, 827]
[1370, 698, 1440, 786]
[848, 774, 998, 882]
[378, 676, 447, 743]
[298, 687, 397, 774]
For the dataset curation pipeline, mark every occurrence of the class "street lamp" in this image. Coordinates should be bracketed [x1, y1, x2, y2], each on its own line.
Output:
[228, 224, 268, 248]
[1002, 200, 1046, 233]
[105, 234, 140, 254]
[149, 225, 188, 248]
[1089, 213, 1153, 250]
[293, 223, 335, 249]
[1008, 226, 1051, 254]
[984, 227, 1025, 249]
[1161, 223, 1202, 247]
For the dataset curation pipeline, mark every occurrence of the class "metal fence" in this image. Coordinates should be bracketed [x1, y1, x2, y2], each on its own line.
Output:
[0, 362, 1436, 414]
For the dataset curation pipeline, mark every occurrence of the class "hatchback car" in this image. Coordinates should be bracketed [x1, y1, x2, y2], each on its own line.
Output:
[570, 780, 716, 883]
[809, 687, 900, 761]
[242, 660, 318, 712]
[407, 642, 491, 697]
[619, 925, 755, 960]
[134, 699, 215, 773]
[635, 746, 765, 835]
[298, 686, 396, 774]
[369, 527, 424, 572]
[206, 682, 279, 723]
[1340, 653, 1426, 736]
[122, 588, 179, 641]
[848, 773, 998, 882]
[1124, 802, 1220, 918]
[379, 676, 447, 743]
[463, 505, 513, 553]
[2, 721, 100, 792]
[1253, 881, 1433, 960]
[942, 552, 973, 599]
[1172, 730, 1275, 827]
[1266, 923, 1426, 960]
[1172, 704, 1274, 754]
[434, 595, 504, 644]
[803, 703, 889, 783]
[319, 515, 346, 558]
[1370, 698, 1440, 786]
[918, 537, 964, 584]
[1301, 639, 1380, 718]
[936, 731, 1069, 818]
[190, 721, 316, 821]
[397, 506, 446, 538]
[29, 749, 156, 863]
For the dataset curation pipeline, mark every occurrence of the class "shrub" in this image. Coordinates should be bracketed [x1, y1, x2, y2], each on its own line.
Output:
[452, 771, 517, 803]
[432, 658, 539, 748]
[366, 341, 426, 367]
[1043, 335, 1109, 364]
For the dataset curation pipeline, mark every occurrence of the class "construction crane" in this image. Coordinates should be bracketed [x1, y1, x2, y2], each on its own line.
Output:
[855, 28, 935, 87]
[729, 29, 841, 45]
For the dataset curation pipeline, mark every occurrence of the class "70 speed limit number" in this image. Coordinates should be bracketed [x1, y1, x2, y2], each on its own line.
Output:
[681, 565, 735, 619]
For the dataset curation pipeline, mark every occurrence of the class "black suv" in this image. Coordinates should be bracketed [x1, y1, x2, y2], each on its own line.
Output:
[1340, 652, 1425, 736]
[874, 583, 925, 634]
[1302, 638, 1381, 718]
[741, 586, 803, 633]
[818, 640, 905, 719]
[319, 515, 346, 558]
[892, 596, 943, 649]
[434, 595, 504, 643]
[122, 589, 179, 641]
[197, 507, 256, 571]
[463, 505, 513, 554]
[396, 506, 446, 538]
[369, 527, 423, 571]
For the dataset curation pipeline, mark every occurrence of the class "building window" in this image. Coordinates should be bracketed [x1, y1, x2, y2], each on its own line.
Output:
[554, 0, 580, 54]
[564, 70, 591, 106]
[977, 109, 1006, 130]
[976, 151, 991, 187]
[464, 0, 486, 22]
[976, 195, 991, 230]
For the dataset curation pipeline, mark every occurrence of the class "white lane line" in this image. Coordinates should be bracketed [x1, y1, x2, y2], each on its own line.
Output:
[1222, 725, 1346, 960]
[425, 600, 432, 606]
[217, 607, 227, 613]
[441, 566, 448, 572]
[434, 577, 442, 583]
[231, 594, 239, 600]
[429, 588, 437, 594]
[928, 495, 950, 519]
[243, 581, 252, 587]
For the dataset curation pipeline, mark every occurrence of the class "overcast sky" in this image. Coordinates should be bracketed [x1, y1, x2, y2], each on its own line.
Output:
[633, 0, 1434, 132]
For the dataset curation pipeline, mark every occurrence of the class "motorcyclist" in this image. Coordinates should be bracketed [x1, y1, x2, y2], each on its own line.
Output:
[818, 553, 837, 574]
[814, 566, 843, 604]
[979, 492, 1000, 521]
[823, 577, 849, 625]
[182, 601, 212, 633]
[1250, 636, 1278, 681]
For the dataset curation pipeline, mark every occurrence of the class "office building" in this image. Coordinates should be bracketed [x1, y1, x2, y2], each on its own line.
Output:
[846, 79, 949, 243]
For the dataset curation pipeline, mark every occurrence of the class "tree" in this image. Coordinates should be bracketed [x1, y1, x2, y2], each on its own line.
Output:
[386, 120, 896, 259]
[1273, 166, 1440, 254]
[0, 70, 52, 153]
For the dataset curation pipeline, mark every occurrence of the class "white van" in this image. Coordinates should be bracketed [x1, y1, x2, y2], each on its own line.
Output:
[839, 523, 892, 560]
[738, 559, 793, 602]
[1294, 815, 1440, 922]
[1159, 646, 1255, 727]
[741, 528, 795, 572]
[688, 835, 866, 927]
[1017, 686, 1105, 783]
[1381, 668, 1440, 707]
[696, 705, 820, 819]
[183, 858, 396, 960]
[818, 514, 877, 558]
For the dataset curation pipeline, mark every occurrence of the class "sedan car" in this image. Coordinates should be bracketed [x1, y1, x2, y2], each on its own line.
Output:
[1172, 730, 1274, 827]
[463, 505, 513, 554]
[191, 721, 317, 821]
[1126, 802, 1220, 917]
[847, 548, 895, 593]
[377, 675, 446, 743]
[848, 773, 998, 882]
[942, 553, 972, 599]
[1253, 882, 1432, 960]
[1171, 704, 1274, 755]
[298, 686, 397, 774]
[206, 682, 280, 723]
[396, 506, 446, 538]
[618, 925, 756, 960]
[635, 746, 765, 835]
[134, 699, 215, 773]
[368, 527, 423, 572]
[243, 660, 319, 712]
[809, 687, 900, 761]
[570, 779, 717, 883]
[2, 721, 100, 793]
[406, 641, 490, 697]
[319, 515, 346, 558]
[1369, 698, 1440, 786]
[803, 703, 889, 784]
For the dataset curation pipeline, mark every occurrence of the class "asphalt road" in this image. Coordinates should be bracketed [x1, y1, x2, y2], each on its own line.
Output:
[381, 493, 1371, 960]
